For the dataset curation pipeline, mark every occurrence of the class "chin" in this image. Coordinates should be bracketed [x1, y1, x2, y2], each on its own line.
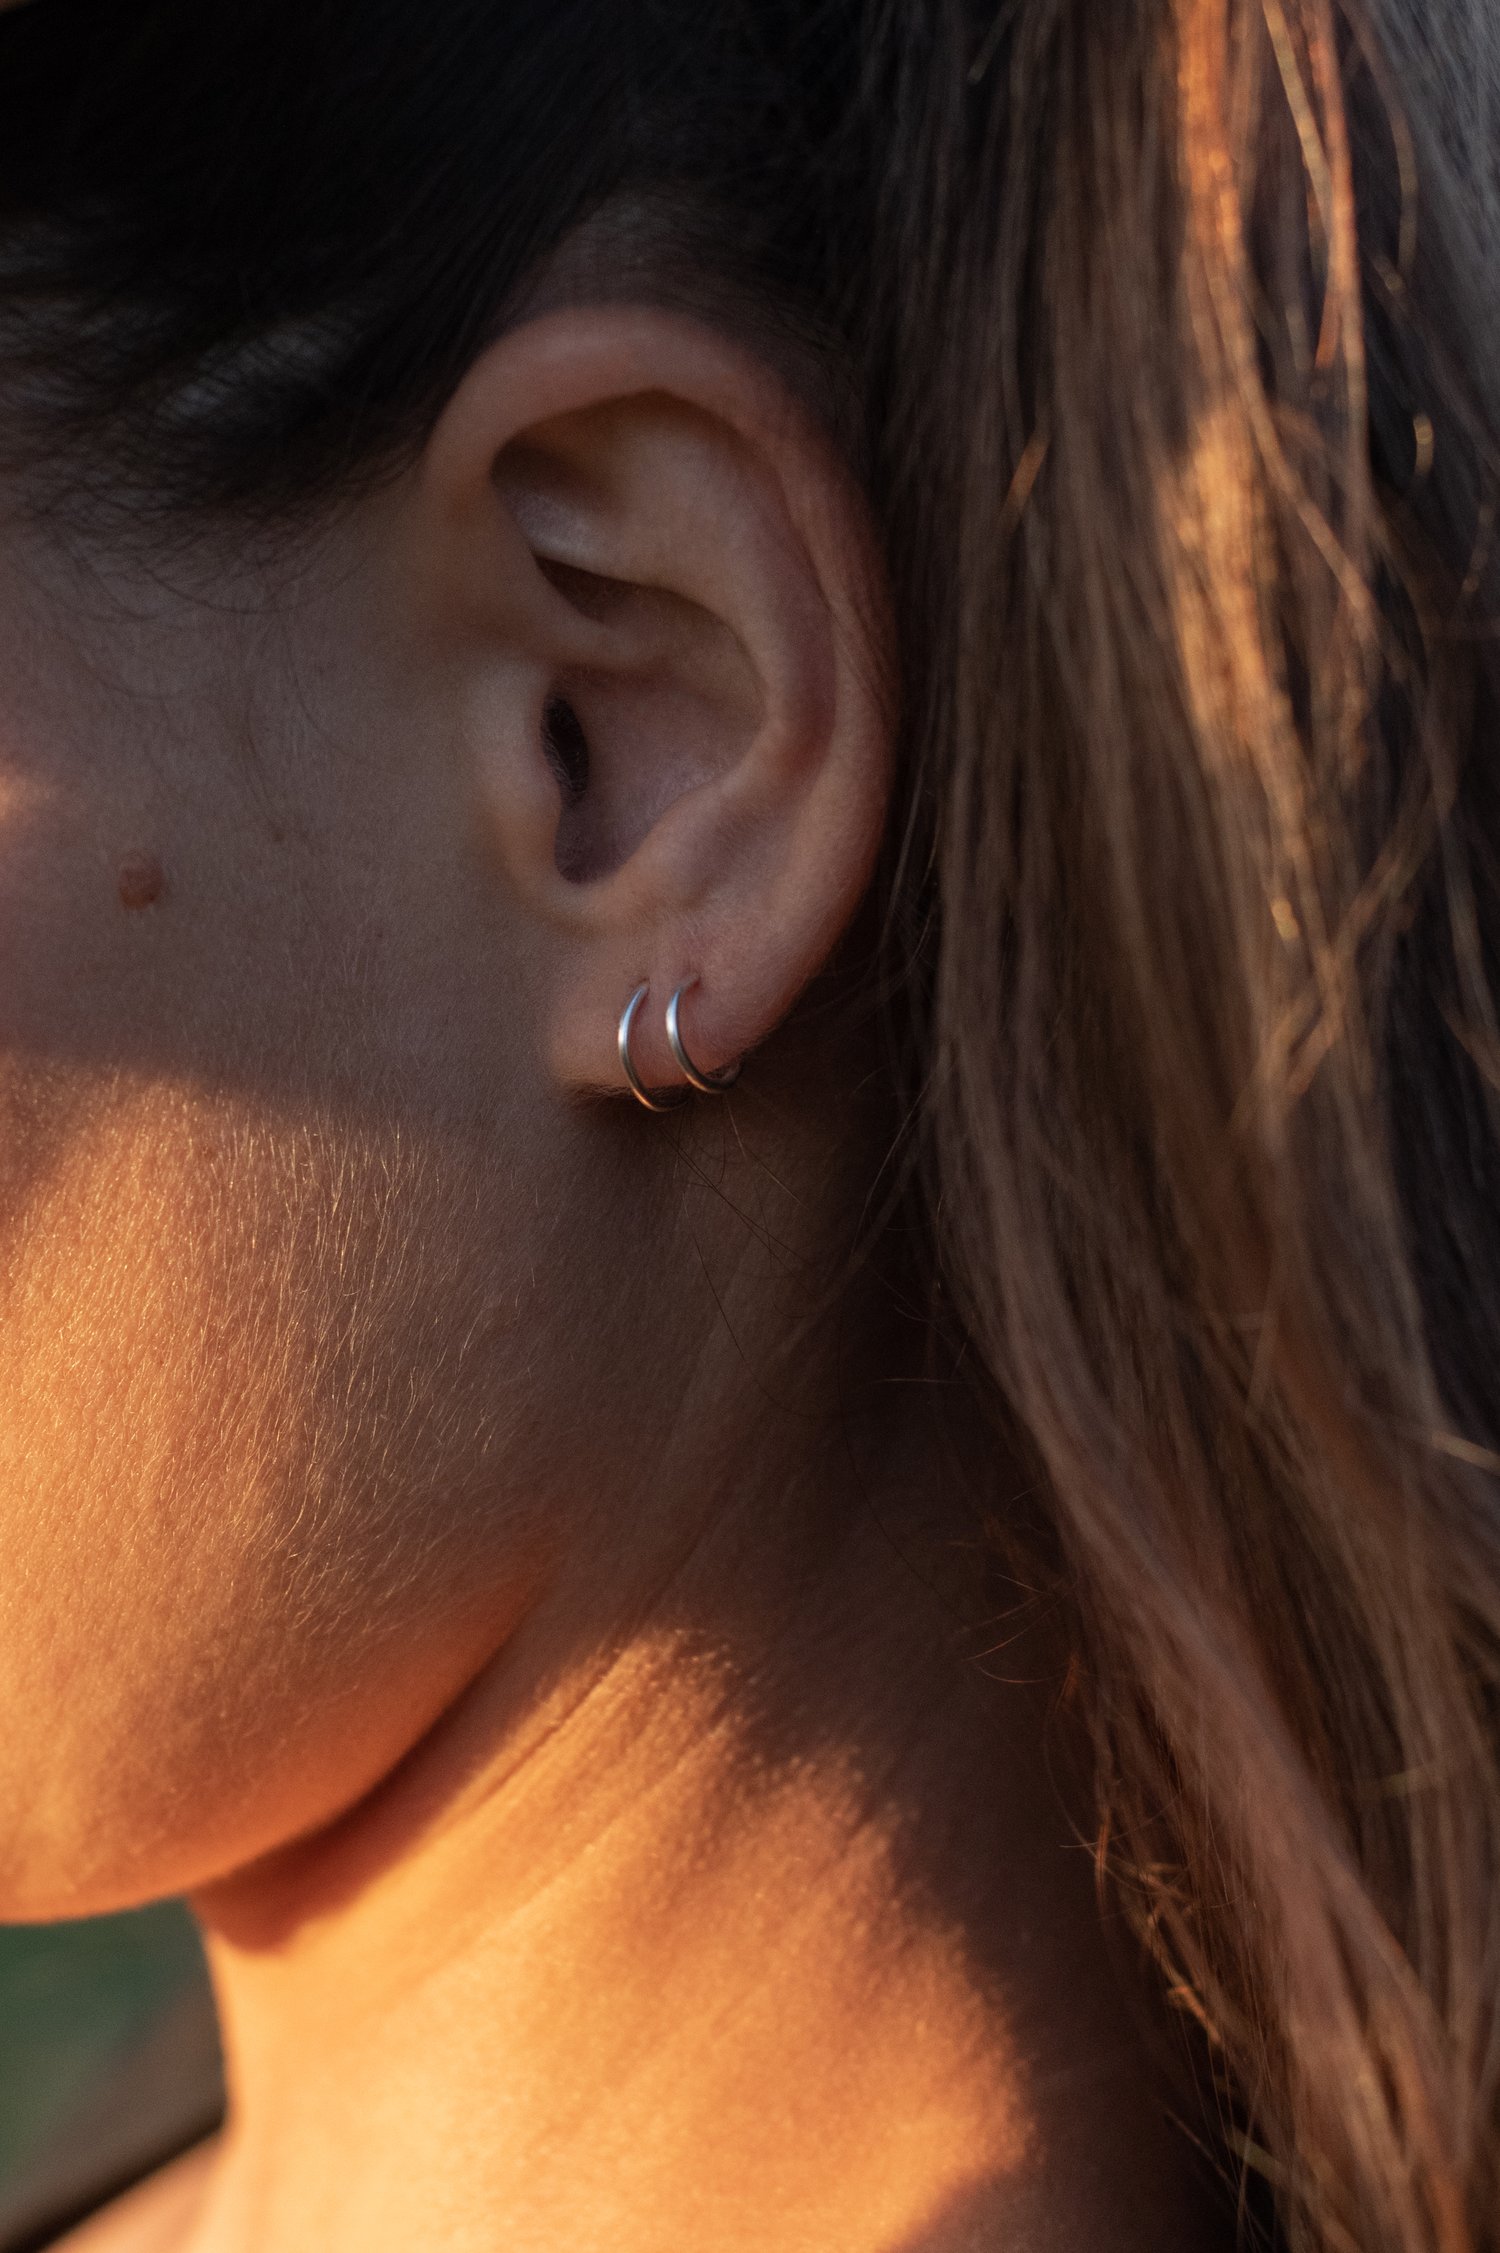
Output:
[0, 1654, 343, 1926]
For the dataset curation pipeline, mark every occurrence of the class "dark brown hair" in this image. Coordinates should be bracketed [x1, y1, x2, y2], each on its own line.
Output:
[2, 2, 1498, 2245]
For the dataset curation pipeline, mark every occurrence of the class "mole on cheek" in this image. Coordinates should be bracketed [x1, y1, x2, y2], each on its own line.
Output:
[117, 852, 166, 910]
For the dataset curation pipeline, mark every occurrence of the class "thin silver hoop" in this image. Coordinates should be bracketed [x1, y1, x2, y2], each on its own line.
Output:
[666, 983, 742, 1095]
[618, 983, 688, 1112]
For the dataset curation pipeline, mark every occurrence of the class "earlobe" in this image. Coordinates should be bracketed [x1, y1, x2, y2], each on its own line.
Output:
[415, 304, 894, 1105]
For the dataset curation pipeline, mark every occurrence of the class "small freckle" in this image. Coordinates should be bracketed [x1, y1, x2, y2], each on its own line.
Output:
[117, 852, 166, 911]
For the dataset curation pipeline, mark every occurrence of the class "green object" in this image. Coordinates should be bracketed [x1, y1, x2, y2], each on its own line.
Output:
[0, 1904, 211, 2194]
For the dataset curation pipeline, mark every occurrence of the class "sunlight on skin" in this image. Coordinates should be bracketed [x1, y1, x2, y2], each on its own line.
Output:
[189, 1629, 1042, 2253]
[0, 1082, 556, 1915]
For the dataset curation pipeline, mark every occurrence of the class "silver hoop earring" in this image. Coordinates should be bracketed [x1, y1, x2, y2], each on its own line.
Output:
[666, 983, 742, 1095]
[618, 983, 689, 1112]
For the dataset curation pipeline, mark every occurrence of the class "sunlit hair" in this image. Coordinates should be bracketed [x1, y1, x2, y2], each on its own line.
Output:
[1, 0, 1498, 2244]
[885, 7, 1500, 2249]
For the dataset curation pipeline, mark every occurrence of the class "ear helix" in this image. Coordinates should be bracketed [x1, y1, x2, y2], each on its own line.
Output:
[617, 981, 742, 1112]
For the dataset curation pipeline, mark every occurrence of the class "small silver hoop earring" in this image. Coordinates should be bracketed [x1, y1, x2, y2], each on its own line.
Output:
[619, 983, 689, 1112]
[666, 983, 742, 1096]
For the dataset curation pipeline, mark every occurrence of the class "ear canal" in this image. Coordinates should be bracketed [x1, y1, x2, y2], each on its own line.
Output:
[542, 695, 590, 807]
[540, 692, 605, 884]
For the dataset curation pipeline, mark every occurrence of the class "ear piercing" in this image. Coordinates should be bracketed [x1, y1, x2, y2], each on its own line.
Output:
[618, 982, 742, 1112]
[618, 984, 688, 1111]
[666, 985, 742, 1095]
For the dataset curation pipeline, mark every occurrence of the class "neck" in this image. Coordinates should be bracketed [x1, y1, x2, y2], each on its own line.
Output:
[182, 1419, 1207, 2253]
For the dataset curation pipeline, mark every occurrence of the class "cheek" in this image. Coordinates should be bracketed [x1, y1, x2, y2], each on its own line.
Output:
[0, 1077, 562, 1920]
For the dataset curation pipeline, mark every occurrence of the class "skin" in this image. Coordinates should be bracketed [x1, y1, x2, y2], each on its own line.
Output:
[0, 298, 1214, 2252]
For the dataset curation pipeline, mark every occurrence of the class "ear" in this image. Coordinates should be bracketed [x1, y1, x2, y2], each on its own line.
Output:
[411, 305, 894, 1101]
